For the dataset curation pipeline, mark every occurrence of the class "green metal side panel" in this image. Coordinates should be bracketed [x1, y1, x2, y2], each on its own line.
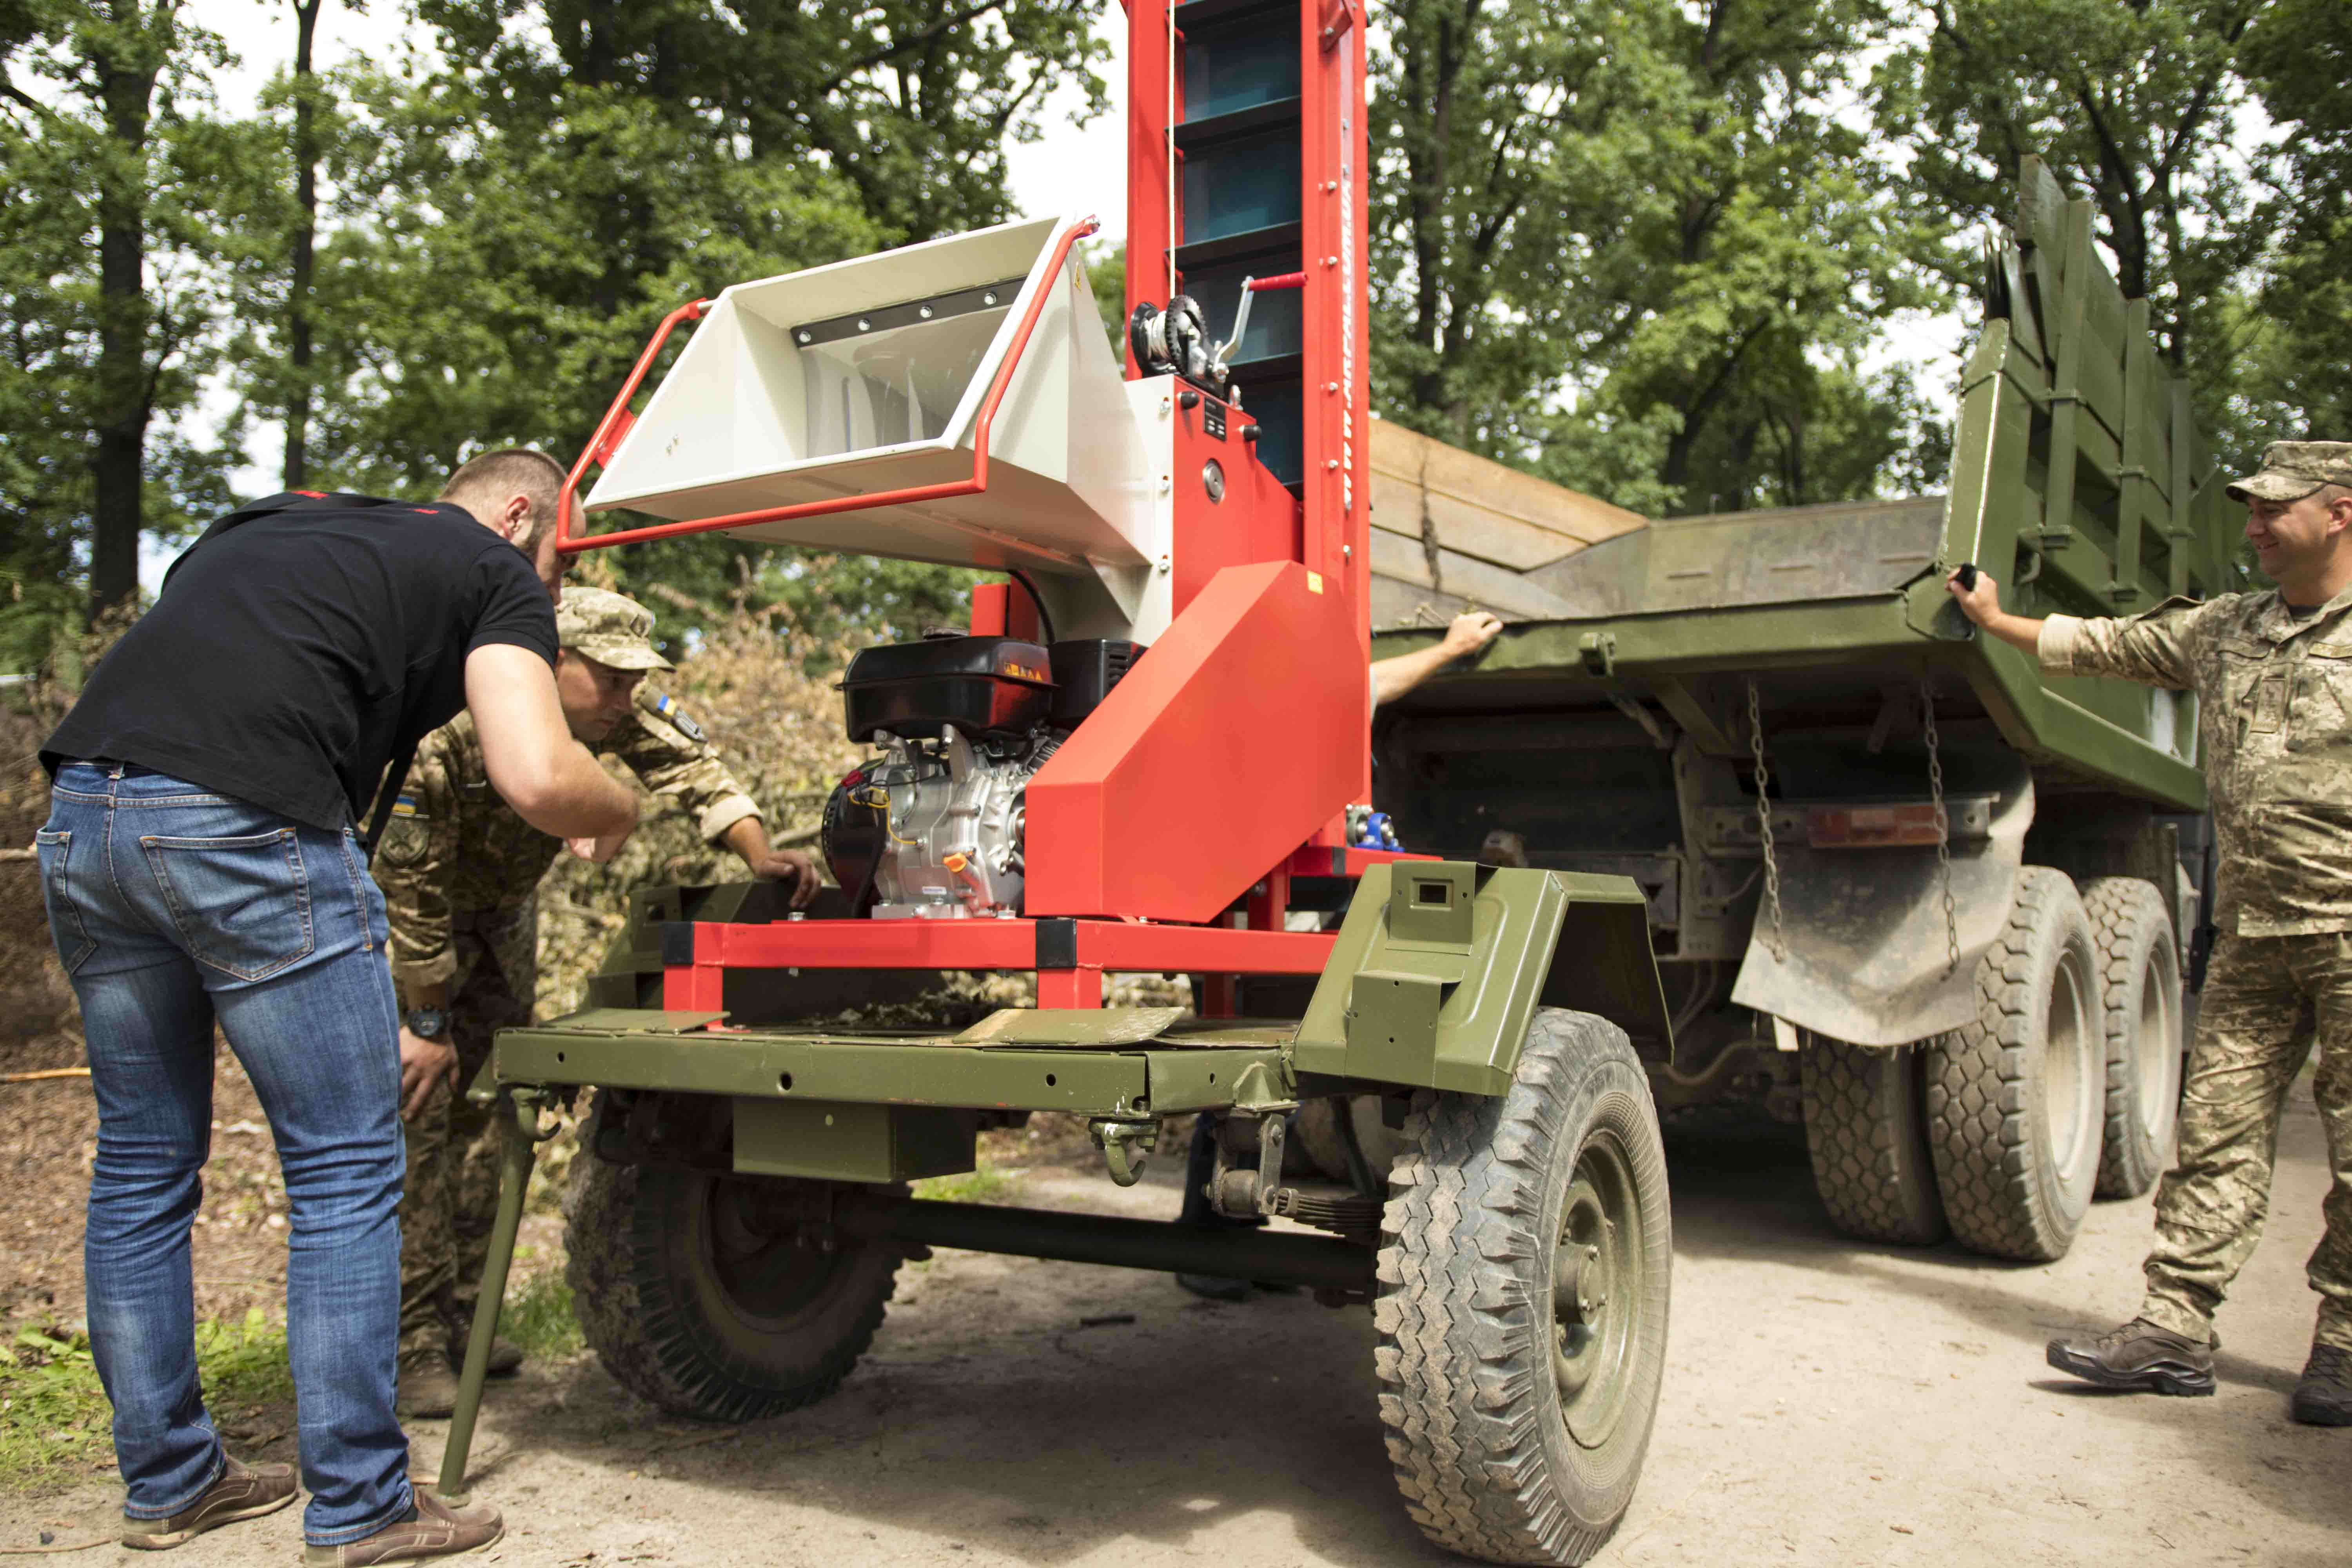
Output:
[732, 1100, 979, 1182]
[1372, 598, 2205, 812]
[1292, 861, 1668, 1096]
[494, 1014, 1294, 1120]
[1368, 162, 2229, 818]
[497, 1025, 1153, 1114]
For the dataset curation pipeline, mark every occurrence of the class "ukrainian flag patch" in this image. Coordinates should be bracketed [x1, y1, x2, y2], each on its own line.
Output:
[653, 693, 704, 742]
[391, 793, 420, 818]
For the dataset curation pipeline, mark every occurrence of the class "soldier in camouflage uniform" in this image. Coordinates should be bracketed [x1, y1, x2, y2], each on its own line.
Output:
[376, 587, 818, 1416]
[1950, 440, 2352, 1426]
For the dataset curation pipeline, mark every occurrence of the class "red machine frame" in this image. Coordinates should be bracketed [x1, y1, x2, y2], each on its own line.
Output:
[556, 0, 1387, 1015]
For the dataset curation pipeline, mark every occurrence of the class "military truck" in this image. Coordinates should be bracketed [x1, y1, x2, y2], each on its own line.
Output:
[1369, 158, 2232, 1263]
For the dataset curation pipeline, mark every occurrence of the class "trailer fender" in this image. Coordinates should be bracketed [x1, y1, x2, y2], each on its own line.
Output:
[1291, 861, 1671, 1094]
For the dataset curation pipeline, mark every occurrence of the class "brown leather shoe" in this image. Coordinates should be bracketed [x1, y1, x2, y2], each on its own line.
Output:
[2291, 1343, 2352, 1426]
[394, 1348, 459, 1420]
[2046, 1318, 2216, 1396]
[120, 1452, 296, 1550]
[298, 1490, 503, 1565]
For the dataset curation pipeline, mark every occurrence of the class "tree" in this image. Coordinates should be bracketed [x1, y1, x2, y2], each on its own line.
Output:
[2240, 0, 2352, 435]
[291, 1, 1105, 641]
[1370, 0, 1944, 516]
[0, 0, 241, 636]
[1884, 0, 2275, 444]
[283, 0, 325, 487]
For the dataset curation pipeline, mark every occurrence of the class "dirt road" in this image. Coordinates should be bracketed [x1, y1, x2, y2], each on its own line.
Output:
[7, 1084, 2345, 1567]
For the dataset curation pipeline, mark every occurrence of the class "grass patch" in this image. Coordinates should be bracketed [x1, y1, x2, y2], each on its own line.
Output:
[0, 1312, 292, 1488]
[500, 1269, 584, 1360]
[911, 1161, 1018, 1205]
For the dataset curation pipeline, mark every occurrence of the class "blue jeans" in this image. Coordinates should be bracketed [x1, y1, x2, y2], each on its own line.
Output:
[37, 763, 413, 1545]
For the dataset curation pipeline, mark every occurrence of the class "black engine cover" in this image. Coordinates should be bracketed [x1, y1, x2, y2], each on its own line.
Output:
[838, 635, 1053, 743]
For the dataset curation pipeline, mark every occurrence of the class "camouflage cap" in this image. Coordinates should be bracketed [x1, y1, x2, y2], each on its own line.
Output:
[2225, 440, 2352, 503]
[554, 586, 673, 671]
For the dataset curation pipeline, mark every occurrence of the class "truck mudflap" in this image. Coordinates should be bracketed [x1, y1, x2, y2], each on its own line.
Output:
[1730, 756, 2031, 1047]
[1290, 860, 1671, 1094]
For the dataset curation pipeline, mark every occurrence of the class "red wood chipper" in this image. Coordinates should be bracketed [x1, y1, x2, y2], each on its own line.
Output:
[439, 4, 1675, 1561]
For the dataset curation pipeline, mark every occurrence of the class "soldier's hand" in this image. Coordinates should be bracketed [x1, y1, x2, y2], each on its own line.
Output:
[566, 825, 632, 864]
[746, 847, 822, 908]
[1440, 610, 1503, 660]
[1944, 565, 2003, 626]
[399, 1027, 459, 1122]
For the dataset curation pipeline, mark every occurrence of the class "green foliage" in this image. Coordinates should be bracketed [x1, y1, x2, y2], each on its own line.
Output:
[500, 1268, 585, 1360]
[1884, 0, 2281, 458]
[2240, 0, 2352, 438]
[911, 1159, 1018, 1205]
[288, 0, 1106, 642]
[1371, 0, 1948, 516]
[0, 0, 248, 641]
[0, 1312, 292, 1485]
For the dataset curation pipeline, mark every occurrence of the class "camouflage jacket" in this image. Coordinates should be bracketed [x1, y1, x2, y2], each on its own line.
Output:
[379, 686, 759, 989]
[2041, 584, 2352, 936]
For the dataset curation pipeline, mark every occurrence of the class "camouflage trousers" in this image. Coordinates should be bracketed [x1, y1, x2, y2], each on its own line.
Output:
[398, 904, 535, 1359]
[2139, 932, 2352, 1353]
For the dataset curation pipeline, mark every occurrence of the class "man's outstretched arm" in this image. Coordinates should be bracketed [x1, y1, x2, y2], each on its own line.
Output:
[1372, 610, 1504, 707]
[463, 644, 639, 843]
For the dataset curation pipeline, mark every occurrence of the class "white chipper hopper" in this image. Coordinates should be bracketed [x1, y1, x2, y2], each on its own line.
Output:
[584, 215, 1162, 637]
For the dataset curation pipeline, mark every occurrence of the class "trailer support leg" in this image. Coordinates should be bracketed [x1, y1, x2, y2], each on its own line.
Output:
[435, 1087, 548, 1502]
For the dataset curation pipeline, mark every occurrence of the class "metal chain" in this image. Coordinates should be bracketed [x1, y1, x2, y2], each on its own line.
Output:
[1922, 678, 1961, 975]
[1746, 680, 1787, 961]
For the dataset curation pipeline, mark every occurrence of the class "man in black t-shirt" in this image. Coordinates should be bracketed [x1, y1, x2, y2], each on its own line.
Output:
[34, 449, 636, 1560]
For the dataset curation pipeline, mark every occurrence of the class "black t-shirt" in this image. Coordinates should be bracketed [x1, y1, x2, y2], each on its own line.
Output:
[44, 492, 558, 833]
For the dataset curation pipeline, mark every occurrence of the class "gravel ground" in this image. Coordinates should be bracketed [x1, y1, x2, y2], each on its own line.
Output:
[4, 1081, 2346, 1567]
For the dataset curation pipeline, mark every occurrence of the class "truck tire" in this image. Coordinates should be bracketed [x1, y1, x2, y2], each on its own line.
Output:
[1374, 1009, 1670, 1566]
[1800, 1036, 1947, 1245]
[1927, 866, 2103, 1261]
[565, 1150, 900, 1422]
[2081, 877, 2184, 1199]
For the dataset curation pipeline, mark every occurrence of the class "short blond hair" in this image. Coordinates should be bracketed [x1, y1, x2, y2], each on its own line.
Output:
[437, 448, 570, 545]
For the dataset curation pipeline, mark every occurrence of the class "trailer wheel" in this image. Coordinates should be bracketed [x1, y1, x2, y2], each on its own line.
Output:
[2081, 877, 2184, 1199]
[565, 1144, 900, 1422]
[1374, 1009, 1670, 1566]
[1927, 867, 2103, 1261]
[1800, 1036, 1947, 1245]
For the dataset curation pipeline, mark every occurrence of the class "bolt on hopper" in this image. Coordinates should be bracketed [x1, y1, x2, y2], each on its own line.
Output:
[577, 216, 1172, 641]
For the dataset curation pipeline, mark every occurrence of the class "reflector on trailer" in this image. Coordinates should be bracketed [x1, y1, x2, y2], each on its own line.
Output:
[583, 216, 1156, 594]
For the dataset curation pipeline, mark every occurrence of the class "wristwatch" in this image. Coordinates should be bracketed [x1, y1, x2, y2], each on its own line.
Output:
[405, 1007, 448, 1040]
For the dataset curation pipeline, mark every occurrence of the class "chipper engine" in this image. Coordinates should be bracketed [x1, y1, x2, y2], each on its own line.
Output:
[436, 3, 1678, 1563]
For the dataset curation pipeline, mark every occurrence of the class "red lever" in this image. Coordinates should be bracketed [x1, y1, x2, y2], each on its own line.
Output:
[1247, 272, 1308, 292]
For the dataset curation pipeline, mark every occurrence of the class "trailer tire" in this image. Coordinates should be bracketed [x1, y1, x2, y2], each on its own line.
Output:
[1374, 1009, 1670, 1566]
[1927, 867, 2103, 1262]
[1800, 1036, 1947, 1245]
[565, 1140, 900, 1422]
[2081, 877, 2184, 1199]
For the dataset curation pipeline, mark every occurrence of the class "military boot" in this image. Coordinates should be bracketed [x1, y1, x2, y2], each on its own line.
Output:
[395, 1348, 459, 1420]
[2290, 1343, 2352, 1426]
[2045, 1318, 2216, 1396]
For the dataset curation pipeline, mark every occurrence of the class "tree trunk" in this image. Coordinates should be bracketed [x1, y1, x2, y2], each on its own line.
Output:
[284, 0, 324, 490]
[87, 3, 167, 622]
